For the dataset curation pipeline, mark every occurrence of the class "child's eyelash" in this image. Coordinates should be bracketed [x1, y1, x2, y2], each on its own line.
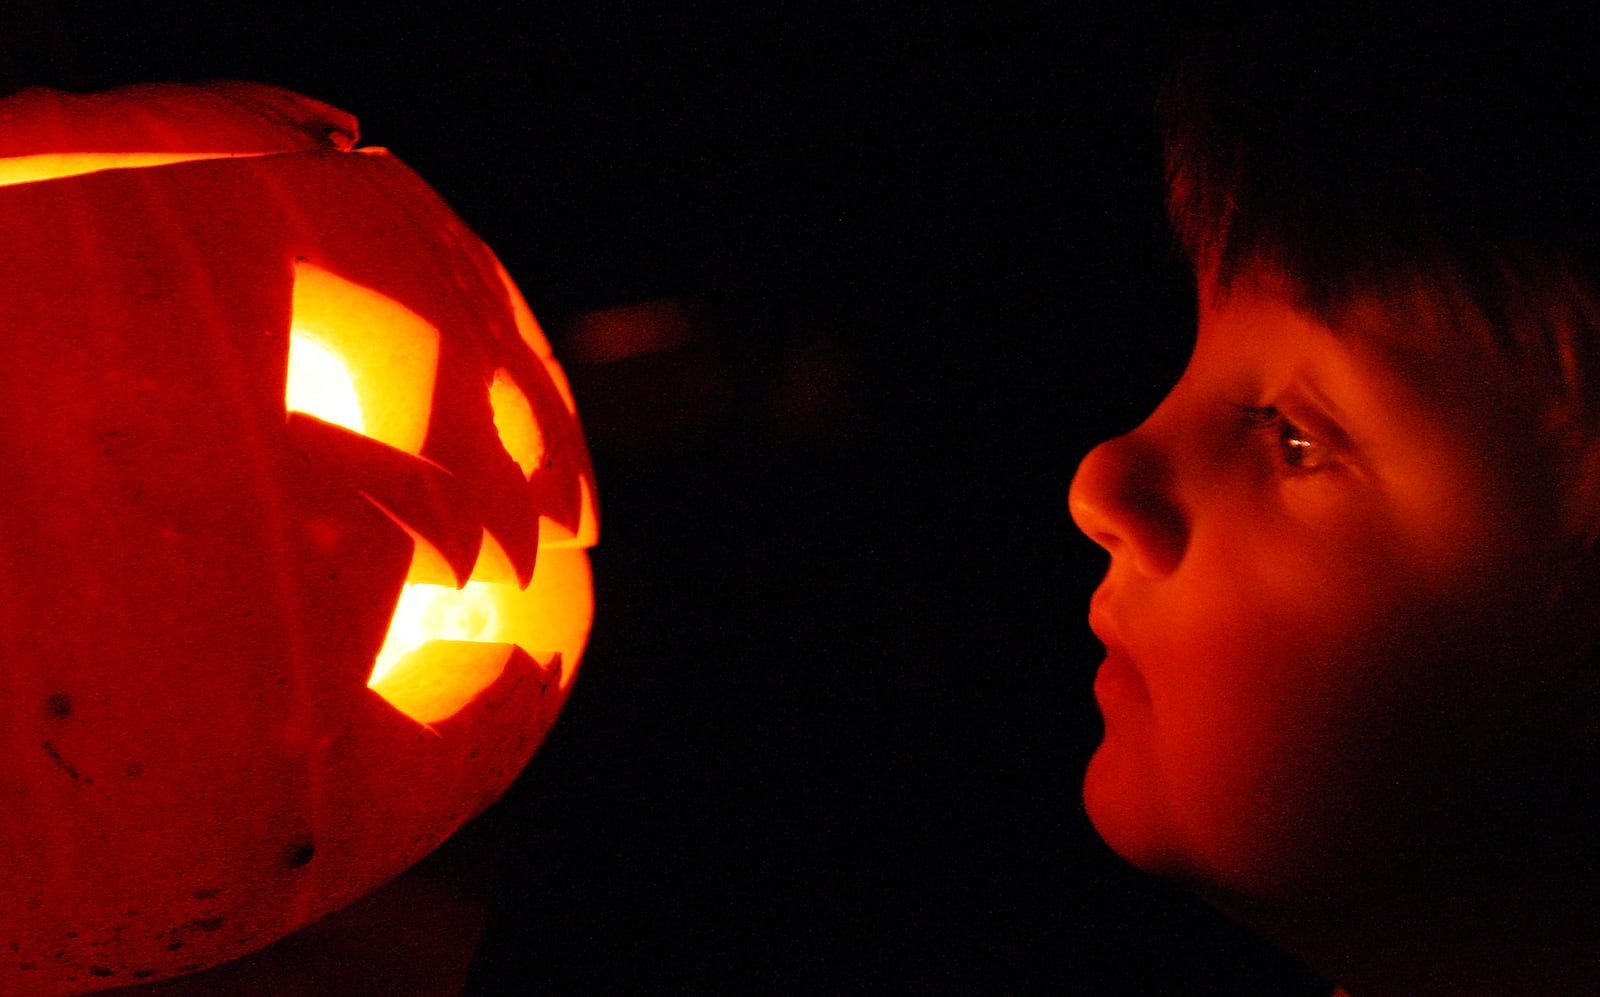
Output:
[1237, 405, 1325, 471]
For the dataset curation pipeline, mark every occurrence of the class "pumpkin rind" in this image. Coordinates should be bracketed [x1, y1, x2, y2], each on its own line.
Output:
[0, 82, 596, 995]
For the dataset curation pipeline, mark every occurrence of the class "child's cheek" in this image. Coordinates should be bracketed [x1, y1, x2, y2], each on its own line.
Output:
[1112, 540, 1445, 888]
[1140, 530, 1569, 900]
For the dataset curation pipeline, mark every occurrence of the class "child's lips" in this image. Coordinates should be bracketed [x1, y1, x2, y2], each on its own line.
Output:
[1095, 647, 1151, 706]
[1088, 603, 1151, 706]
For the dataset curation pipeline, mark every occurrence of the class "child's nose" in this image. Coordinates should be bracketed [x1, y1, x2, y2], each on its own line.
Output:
[1068, 431, 1187, 577]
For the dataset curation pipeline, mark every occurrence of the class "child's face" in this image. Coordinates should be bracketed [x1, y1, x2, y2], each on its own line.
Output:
[1069, 270, 1593, 908]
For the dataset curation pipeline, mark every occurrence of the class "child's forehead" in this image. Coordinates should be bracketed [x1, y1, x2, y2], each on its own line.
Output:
[1209, 263, 1568, 408]
[1216, 264, 1542, 368]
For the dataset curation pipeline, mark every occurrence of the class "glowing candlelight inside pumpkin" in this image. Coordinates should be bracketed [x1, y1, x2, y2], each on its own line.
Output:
[0, 151, 273, 188]
[285, 335, 364, 433]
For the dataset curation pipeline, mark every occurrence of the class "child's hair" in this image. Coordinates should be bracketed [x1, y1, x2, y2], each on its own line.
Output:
[1159, 9, 1600, 429]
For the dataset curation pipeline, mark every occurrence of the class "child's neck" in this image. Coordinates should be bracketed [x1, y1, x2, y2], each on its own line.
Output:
[1238, 864, 1600, 997]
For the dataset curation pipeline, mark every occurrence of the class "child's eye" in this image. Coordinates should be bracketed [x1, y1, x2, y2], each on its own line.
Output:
[1239, 405, 1330, 472]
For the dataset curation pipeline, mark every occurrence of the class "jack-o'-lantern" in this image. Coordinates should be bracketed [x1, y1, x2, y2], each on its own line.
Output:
[0, 82, 598, 995]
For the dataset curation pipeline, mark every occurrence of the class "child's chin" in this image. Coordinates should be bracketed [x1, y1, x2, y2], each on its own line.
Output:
[1084, 740, 1348, 919]
[1082, 735, 1179, 874]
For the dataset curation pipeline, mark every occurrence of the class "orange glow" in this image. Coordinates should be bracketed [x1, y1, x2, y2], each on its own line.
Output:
[564, 298, 694, 364]
[0, 151, 274, 187]
[285, 263, 439, 454]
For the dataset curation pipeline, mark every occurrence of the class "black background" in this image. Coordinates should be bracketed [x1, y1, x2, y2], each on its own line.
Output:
[7, 3, 1329, 993]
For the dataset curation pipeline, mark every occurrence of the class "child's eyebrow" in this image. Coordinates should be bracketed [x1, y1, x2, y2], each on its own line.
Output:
[1309, 293, 1475, 404]
[1293, 369, 1355, 431]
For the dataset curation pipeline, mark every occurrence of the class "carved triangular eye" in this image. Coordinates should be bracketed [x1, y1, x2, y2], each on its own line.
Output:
[490, 368, 543, 478]
[285, 261, 439, 455]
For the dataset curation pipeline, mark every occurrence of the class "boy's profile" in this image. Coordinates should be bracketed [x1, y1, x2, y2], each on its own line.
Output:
[1069, 10, 1600, 996]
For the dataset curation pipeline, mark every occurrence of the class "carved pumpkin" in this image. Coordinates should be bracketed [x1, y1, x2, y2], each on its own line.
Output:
[0, 82, 598, 994]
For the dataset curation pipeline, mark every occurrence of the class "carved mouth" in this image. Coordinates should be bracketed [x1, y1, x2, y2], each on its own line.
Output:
[285, 261, 594, 727]
[364, 534, 591, 726]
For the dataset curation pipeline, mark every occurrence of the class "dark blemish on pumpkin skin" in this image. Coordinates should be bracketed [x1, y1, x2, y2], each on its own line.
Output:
[165, 941, 183, 951]
[45, 693, 72, 718]
[41, 741, 89, 784]
[133, 969, 156, 979]
[125, 763, 142, 777]
[192, 888, 220, 900]
[189, 917, 224, 933]
[286, 840, 316, 868]
[89, 966, 113, 977]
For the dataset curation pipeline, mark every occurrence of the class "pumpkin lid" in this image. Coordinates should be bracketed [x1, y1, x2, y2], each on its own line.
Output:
[0, 80, 359, 158]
